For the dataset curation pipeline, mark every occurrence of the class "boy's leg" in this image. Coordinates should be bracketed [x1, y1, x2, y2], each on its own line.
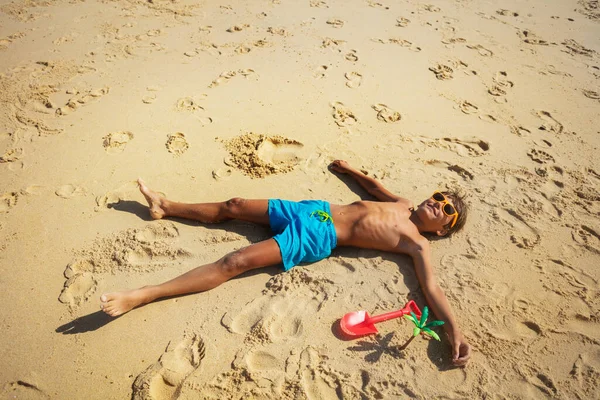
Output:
[101, 238, 282, 316]
[138, 179, 270, 225]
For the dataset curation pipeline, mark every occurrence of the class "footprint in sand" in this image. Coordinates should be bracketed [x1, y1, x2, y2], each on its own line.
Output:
[459, 100, 479, 114]
[321, 37, 346, 49]
[267, 27, 289, 36]
[208, 69, 255, 88]
[246, 350, 283, 372]
[222, 293, 319, 341]
[193, 42, 222, 57]
[223, 133, 304, 178]
[253, 39, 270, 48]
[22, 185, 44, 196]
[488, 85, 507, 97]
[493, 71, 514, 88]
[442, 36, 467, 45]
[496, 9, 519, 17]
[56, 87, 110, 116]
[132, 334, 205, 400]
[372, 104, 401, 123]
[441, 137, 490, 157]
[255, 137, 304, 166]
[448, 164, 475, 180]
[94, 181, 138, 212]
[176, 96, 206, 112]
[374, 38, 421, 52]
[209, 71, 238, 88]
[0, 192, 18, 213]
[344, 71, 363, 88]
[58, 273, 97, 308]
[197, 116, 213, 126]
[235, 44, 252, 54]
[326, 19, 344, 28]
[55, 184, 86, 199]
[528, 148, 555, 164]
[429, 63, 453, 80]
[299, 347, 344, 399]
[95, 192, 123, 211]
[571, 225, 600, 254]
[15, 112, 62, 135]
[535, 110, 564, 134]
[135, 222, 179, 243]
[1, 148, 24, 163]
[425, 159, 475, 180]
[479, 114, 498, 123]
[467, 44, 493, 57]
[396, 17, 410, 27]
[510, 126, 531, 136]
[310, 0, 328, 7]
[142, 94, 156, 104]
[488, 71, 514, 102]
[331, 102, 357, 127]
[495, 208, 541, 249]
[422, 4, 441, 12]
[367, 0, 388, 8]
[269, 296, 307, 339]
[313, 65, 329, 79]
[184, 49, 200, 57]
[517, 30, 549, 46]
[212, 167, 233, 181]
[562, 39, 596, 57]
[221, 297, 272, 335]
[582, 89, 600, 100]
[103, 131, 134, 154]
[166, 132, 189, 155]
[345, 49, 358, 62]
[226, 24, 250, 33]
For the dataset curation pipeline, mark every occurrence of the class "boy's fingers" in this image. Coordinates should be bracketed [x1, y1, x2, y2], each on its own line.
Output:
[452, 343, 471, 366]
[452, 343, 460, 360]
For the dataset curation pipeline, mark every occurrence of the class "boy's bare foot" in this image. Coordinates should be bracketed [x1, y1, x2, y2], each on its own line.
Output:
[100, 290, 149, 316]
[138, 178, 167, 220]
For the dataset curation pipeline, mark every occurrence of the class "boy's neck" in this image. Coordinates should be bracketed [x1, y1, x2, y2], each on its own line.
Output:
[409, 209, 427, 234]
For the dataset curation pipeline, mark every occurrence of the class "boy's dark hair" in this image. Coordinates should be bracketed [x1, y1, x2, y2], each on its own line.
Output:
[442, 189, 468, 236]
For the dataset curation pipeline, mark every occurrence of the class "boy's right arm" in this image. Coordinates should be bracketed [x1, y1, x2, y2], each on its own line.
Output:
[329, 160, 407, 203]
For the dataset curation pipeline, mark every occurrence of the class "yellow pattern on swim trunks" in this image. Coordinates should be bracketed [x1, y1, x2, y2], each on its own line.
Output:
[310, 210, 333, 223]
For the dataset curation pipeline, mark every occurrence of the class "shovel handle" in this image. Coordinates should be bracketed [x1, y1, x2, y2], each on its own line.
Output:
[366, 300, 422, 325]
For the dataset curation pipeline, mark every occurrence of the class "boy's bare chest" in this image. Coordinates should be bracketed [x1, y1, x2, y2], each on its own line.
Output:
[335, 203, 415, 250]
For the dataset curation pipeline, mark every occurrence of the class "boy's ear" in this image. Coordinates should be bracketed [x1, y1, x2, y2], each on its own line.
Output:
[436, 228, 449, 237]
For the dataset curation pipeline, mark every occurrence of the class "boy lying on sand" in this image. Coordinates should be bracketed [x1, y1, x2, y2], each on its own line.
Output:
[100, 160, 472, 365]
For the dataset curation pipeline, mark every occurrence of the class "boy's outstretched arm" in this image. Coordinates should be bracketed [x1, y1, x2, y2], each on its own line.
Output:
[410, 240, 472, 366]
[329, 160, 406, 203]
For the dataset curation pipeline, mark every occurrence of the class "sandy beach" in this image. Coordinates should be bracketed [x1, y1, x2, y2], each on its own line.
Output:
[1, 0, 599, 398]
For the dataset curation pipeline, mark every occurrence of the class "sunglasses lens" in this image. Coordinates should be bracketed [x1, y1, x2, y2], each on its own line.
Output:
[432, 192, 445, 201]
[443, 203, 456, 215]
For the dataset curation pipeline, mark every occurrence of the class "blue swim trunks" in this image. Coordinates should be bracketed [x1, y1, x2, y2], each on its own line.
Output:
[268, 199, 338, 271]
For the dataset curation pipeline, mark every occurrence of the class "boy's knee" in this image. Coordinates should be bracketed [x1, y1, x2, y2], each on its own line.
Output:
[220, 250, 248, 276]
[224, 197, 246, 216]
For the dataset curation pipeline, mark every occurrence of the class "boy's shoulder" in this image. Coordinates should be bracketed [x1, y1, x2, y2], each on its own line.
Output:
[393, 197, 414, 210]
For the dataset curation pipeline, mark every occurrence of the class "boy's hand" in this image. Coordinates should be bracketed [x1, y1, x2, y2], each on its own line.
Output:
[329, 159, 351, 174]
[449, 333, 471, 366]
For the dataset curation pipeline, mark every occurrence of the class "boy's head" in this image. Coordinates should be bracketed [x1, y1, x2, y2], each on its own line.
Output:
[415, 189, 468, 237]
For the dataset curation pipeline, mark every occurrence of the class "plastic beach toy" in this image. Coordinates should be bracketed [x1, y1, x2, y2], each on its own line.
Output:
[340, 300, 422, 337]
[404, 306, 445, 341]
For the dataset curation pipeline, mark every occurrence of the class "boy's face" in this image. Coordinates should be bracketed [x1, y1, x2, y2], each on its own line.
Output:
[415, 194, 456, 235]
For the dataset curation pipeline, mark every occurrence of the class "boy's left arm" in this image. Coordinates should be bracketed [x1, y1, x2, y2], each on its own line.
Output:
[409, 240, 472, 366]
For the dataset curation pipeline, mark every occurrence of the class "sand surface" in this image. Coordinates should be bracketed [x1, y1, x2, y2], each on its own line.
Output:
[1, 0, 599, 398]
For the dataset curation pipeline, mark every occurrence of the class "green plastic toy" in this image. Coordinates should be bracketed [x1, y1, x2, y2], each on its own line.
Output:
[403, 306, 445, 341]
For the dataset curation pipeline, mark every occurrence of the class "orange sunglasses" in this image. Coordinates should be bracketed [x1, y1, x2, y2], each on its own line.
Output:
[432, 191, 458, 229]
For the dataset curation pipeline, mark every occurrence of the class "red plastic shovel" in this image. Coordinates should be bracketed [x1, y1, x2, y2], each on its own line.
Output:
[340, 300, 422, 337]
